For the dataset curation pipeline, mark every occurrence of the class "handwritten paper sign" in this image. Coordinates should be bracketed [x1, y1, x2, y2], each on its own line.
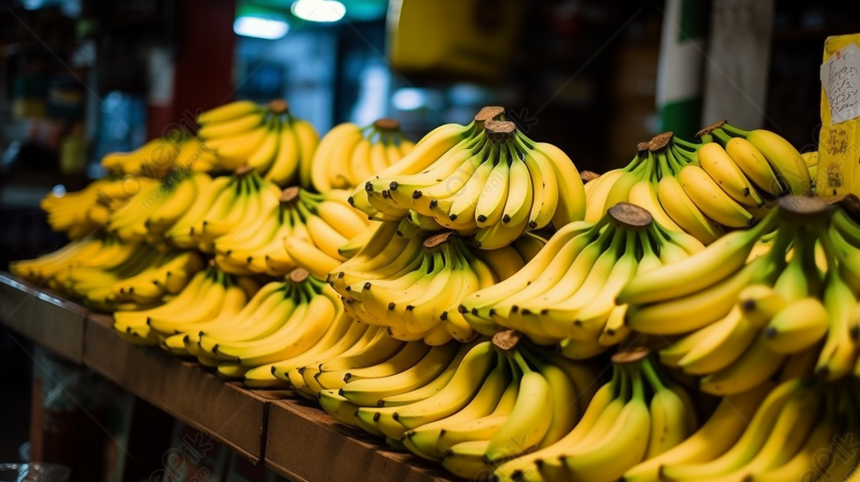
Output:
[821, 42, 860, 125]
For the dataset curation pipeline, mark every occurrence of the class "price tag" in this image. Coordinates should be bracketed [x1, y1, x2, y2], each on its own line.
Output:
[821, 42, 860, 125]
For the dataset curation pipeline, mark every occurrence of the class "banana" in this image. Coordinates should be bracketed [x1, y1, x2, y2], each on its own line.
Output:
[339, 342, 460, 406]
[674, 304, 758, 375]
[724, 136, 784, 196]
[359, 341, 495, 440]
[245, 123, 280, 173]
[739, 283, 789, 327]
[722, 123, 810, 195]
[532, 139, 586, 226]
[678, 164, 753, 228]
[521, 145, 559, 230]
[764, 298, 829, 354]
[318, 388, 361, 427]
[665, 382, 821, 480]
[492, 376, 620, 482]
[747, 417, 837, 482]
[697, 141, 764, 208]
[292, 118, 319, 190]
[641, 357, 690, 459]
[283, 236, 342, 279]
[623, 382, 773, 482]
[815, 268, 858, 381]
[699, 332, 786, 396]
[659, 378, 804, 480]
[441, 440, 494, 480]
[554, 365, 651, 482]
[263, 123, 301, 186]
[628, 174, 683, 232]
[402, 351, 511, 461]
[604, 164, 647, 213]
[619, 215, 776, 305]
[197, 100, 260, 125]
[501, 154, 534, 227]
[583, 169, 624, 223]
[476, 158, 510, 228]
[311, 123, 361, 191]
[485, 350, 553, 462]
[658, 148, 724, 243]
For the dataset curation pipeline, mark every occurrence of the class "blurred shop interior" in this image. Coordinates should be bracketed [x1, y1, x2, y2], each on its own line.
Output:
[1, 0, 860, 479]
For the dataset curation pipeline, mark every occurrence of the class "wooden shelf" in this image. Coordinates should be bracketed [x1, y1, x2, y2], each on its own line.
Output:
[0, 272, 455, 481]
[85, 313, 270, 463]
[266, 397, 454, 482]
[0, 272, 88, 363]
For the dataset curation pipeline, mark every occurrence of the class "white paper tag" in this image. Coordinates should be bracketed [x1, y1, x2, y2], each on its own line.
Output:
[821, 42, 860, 125]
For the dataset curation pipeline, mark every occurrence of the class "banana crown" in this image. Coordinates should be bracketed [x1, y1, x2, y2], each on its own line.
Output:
[459, 202, 702, 356]
[311, 118, 414, 193]
[347, 106, 585, 245]
[627, 196, 860, 388]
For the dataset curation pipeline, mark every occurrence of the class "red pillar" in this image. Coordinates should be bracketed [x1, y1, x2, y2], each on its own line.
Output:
[148, 0, 237, 139]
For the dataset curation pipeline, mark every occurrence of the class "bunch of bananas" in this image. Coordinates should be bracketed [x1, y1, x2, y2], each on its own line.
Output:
[165, 168, 282, 253]
[112, 264, 258, 345]
[273, 326, 422, 398]
[40, 175, 160, 238]
[328, 220, 538, 344]
[10, 235, 133, 288]
[461, 203, 703, 357]
[113, 266, 344, 380]
[241, 313, 386, 389]
[57, 243, 203, 311]
[349, 107, 585, 246]
[101, 134, 220, 177]
[173, 269, 341, 379]
[211, 186, 367, 277]
[626, 378, 859, 482]
[310, 119, 414, 192]
[101, 137, 181, 179]
[422, 347, 688, 482]
[586, 123, 810, 244]
[311, 338, 595, 480]
[623, 196, 860, 394]
[196, 100, 319, 186]
[104, 171, 213, 245]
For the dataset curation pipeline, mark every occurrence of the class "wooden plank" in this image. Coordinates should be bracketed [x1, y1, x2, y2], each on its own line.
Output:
[84, 314, 269, 464]
[0, 272, 87, 363]
[266, 398, 455, 482]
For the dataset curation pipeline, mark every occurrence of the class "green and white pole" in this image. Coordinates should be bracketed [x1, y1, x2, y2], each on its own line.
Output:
[656, 0, 708, 140]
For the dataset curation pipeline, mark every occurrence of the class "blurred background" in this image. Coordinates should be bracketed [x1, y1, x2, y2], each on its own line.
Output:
[0, 0, 859, 480]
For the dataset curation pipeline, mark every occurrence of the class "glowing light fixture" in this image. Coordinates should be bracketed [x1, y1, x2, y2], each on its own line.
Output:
[392, 88, 426, 111]
[233, 15, 290, 39]
[292, 0, 346, 23]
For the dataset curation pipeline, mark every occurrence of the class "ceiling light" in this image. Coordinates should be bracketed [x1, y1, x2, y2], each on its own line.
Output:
[292, 0, 346, 23]
[233, 16, 290, 39]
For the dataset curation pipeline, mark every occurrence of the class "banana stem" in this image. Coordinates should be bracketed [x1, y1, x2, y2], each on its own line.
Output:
[711, 128, 734, 146]
[818, 227, 841, 275]
[623, 229, 638, 257]
[765, 223, 794, 262]
[672, 136, 700, 151]
[720, 122, 751, 138]
[617, 365, 631, 402]
[639, 356, 667, 394]
[655, 150, 673, 180]
[631, 368, 645, 401]
[511, 348, 533, 374]
[637, 230, 657, 259]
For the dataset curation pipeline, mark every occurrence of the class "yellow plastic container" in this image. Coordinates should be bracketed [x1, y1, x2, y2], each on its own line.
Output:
[387, 0, 523, 81]
[817, 33, 860, 196]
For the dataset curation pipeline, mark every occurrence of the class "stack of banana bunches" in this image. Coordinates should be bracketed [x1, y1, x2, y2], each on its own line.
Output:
[17, 99, 860, 482]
